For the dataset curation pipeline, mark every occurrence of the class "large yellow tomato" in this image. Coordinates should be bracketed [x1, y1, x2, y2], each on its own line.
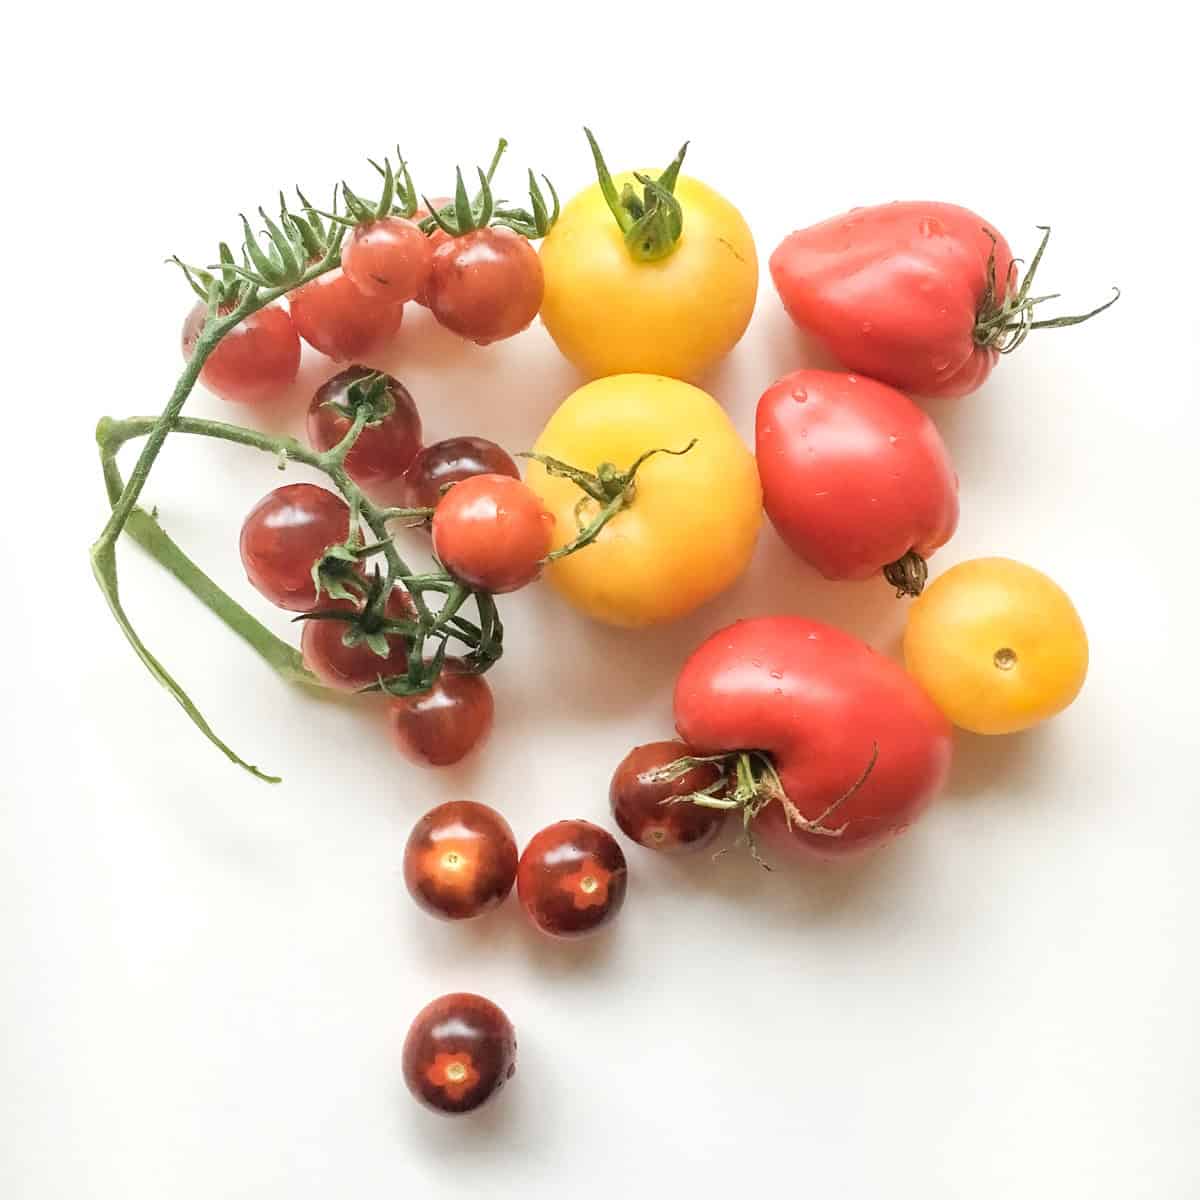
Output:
[904, 557, 1089, 735]
[525, 375, 762, 627]
[539, 173, 757, 381]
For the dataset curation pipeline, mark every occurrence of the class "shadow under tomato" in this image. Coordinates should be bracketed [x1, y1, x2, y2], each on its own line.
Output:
[940, 725, 1049, 805]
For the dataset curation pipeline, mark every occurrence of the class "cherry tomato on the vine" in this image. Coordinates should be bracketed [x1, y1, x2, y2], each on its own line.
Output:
[388, 660, 494, 768]
[610, 741, 727, 853]
[288, 268, 405, 362]
[181, 302, 300, 406]
[517, 820, 628, 939]
[411, 197, 452, 307]
[399, 437, 520, 512]
[341, 215, 433, 303]
[300, 588, 415, 691]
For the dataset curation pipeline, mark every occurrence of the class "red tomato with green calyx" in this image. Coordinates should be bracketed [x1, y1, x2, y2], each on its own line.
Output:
[182, 302, 300, 406]
[288, 268, 405, 362]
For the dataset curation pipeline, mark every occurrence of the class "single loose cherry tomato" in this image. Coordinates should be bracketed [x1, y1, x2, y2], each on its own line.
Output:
[300, 588, 415, 691]
[610, 741, 727, 853]
[288, 268, 405, 362]
[239, 484, 353, 612]
[904, 557, 1089, 735]
[411, 197, 452, 307]
[403, 800, 518, 921]
[517, 820, 628, 939]
[387, 660, 494, 767]
[181, 302, 300, 406]
[425, 227, 543, 345]
[399, 437, 520, 512]
[402, 993, 516, 1116]
[341, 215, 432, 302]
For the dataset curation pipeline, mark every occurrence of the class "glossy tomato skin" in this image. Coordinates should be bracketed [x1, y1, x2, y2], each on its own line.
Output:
[289, 268, 405, 361]
[300, 589, 415, 691]
[182, 302, 300, 406]
[239, 484, 353, 611]
[770, 202, 1015, 399]
[609, 741, 726, 853]
[403, 801, 518, 921]
[756, 370, 959, 581]
[402, 993, 516, 1116]
[675, 617, 953, 858]
[387, 661, 494, 767]
[517, 820, 628, 939]
[341, 216, 432, 302]
[431, 475, 553, 593]
[399, 437, 520, 512]
[411, 198, 452, 306]
[425, 227, 543, 345]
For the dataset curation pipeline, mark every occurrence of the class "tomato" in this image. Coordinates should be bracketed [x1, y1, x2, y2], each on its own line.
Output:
[674, 617, 953, 859]
[306, 366, 422, 494]
[517, 820, 628, 939]
[387, 660, 494, 767]
[399, 437, 519, 513]
[609, 741, 726, 854]
[755, 369, 958, 594]
[431, 475, 553, 594]
[524, 374, 762, 627]
[181, 301, 300, 406]
[402, 993, 516, 1116]
[239, 484, 353, 612]
[411, 197, 452, 307]
[403, 800, 518, 921]
[424, 226, 543, 345]
[904, 557, 1088, 735]
[299, 588, 415, 691]
[288, 268, 405, 362]
[341, 215, 432, 302]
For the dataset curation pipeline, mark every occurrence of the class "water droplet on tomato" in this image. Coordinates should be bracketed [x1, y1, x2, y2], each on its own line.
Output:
[919, 216, 944, 237]
[750, 658, 762, 668]
[888, 435, 899, 445]
[860, 321, 873, 334]
[807, 632, 819, 640]
[769, 670, 783, 680]
[790, 388, 807, 404]
[932, 355, 951, 372]
[847, 375, 858, 384]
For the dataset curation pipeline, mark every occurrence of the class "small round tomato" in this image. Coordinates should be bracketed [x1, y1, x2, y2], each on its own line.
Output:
[610, 741, 726, 853]
[904, 557, 1089, 735]
[411, 197, 452, 307]
[431, 475, 553, 594]
[387, 661, 494, 767]
[341, 215, 433, 303]
[300, 588, 415, 691]
[402, 993, 516, 1116]
[403, 800, 518, 921]
[239, 484, 353, 611]
[288, 268, 405, 362]
[517, 820, 628, 939]
[399, 437, 520, 512]
[306, 366, 422, 493]
[181, 302, 300, 406]
[425, 227, 543, 345]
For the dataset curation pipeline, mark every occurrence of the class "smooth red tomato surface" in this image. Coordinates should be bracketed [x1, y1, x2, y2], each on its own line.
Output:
[182, 302, 300, 406]
[756, 369, 958, 581]
[399, 437, 520, 512]
[239, 484, 353, 611]
[387, 661, 495, 767]
[770, 202, 1014, 399]
[288, 268, 405, 361]
[425, 227, 543, 345]
[412, 198, 452, 307]
[341, 216, 433, 302]
[300, 588, 415, 691]
[431, 474, 553, 594]
[517, 820, 628, 939]
[674, 617, 953, 858]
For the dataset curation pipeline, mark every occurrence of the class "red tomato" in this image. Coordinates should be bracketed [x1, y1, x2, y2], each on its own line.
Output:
[299, 589, 415, 691]
[517, 820, 628, 939]
[674, 617, 953, 858]
[431, 474, 553, 594]
[387, 661, 494, 767]
[399, 437, 520, 513]
[755, 369, 958, 593]
[181, 301, 300, 406]
[412, 197, 452, 307]
[288, 268, 405, 362]
[341, 215, 433, 302]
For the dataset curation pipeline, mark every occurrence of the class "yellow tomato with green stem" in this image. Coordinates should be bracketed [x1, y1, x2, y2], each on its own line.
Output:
[524, 374, 762, 628]
[538, 131, 757, 381]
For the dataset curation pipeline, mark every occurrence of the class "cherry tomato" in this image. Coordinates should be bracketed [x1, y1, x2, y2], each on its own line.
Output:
[288, 268, 404, 362]
[425, 227, 543, 345]
[387, 660, 494, 767]
[609, 741, 727, 854]
[239, 484, 353, 612]
[306, 366, 422, 494]
[300, 588, 415, 691]
[399, 437, 520, 512]
[756, 370, 958, 592]
[181, 301, 300, 406]
[403, 800, 518, 921]
[402, 993, 516, 1116]
[675, 617, 953, 859]
[904, 557, 1089, 734]
[411, 197, 452, 307]
[517, 820, 628, 939]
[341, 215, 432, 303]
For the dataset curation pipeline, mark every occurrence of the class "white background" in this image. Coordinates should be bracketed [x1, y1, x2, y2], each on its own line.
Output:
[3, 3, 1198, 1197]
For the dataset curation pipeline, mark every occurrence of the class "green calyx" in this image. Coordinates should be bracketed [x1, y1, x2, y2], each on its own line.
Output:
[883, 549, 928, 598]
[321, 370, 395, 426]
[584, 127, 688, 262]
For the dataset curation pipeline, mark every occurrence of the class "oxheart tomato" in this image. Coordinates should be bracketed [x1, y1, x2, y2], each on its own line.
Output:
[674, 617, 953, 858]
[756, 369, 958, 594]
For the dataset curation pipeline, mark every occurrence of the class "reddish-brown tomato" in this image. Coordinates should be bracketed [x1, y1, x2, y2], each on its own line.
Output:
[300, 589, 415, 691]
[341, 215, 433, 303]
[517, 820, 628, 939]
[288, 268, 405, 361]
[387, 660, 495, 767]
[181, 302, 300, 406]
[399, 437, 520, 512]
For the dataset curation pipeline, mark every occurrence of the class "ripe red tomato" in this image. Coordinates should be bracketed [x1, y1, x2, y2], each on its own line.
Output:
[399, 437, 520, 512]
[341, 215, 433, 303]
[411, 197, 452, 307]
[239, 484, 353, 611]
[431, 474, 553, 594]
[755, 369, 958, 593]
[181, 302, 300, 406]
[387, 661, 494, 767]
[425, 227, 543, 345]
[288, 268, 405, 362]
[674, 617, 953, 858]
[299, 588, 415, 691]
[609, 741, 727, 853]
[517, 820, 627, 939]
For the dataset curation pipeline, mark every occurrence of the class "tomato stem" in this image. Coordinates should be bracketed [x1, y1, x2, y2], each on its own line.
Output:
[883, 550, 928, 598]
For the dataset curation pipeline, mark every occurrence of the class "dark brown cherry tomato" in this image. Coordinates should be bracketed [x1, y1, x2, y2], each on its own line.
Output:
[300, 589, 415, 691]
[404, 800, 518, 920]
[288, 268, 405, 362]
[431, 474, 554, 594]
[610, 741, 728, 854]
[239, 484, 353, 611]
[411, 198, 452, 307]
[306, 366, 422, 493]
[341, 216, 433, 302]
[425, 227, 544, 345]
[388, 660, 494, 767]
[402, 992, 516, 1116]
[517, 820, 628, 939]
[181, 301, 300, 406]
[399, 437, 520, 512]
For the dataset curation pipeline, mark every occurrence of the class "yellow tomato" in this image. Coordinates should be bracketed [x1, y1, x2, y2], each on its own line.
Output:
[539, 173, 758, 381]
[903, 557, 1089, 735]
[525, 375, 762, 627]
